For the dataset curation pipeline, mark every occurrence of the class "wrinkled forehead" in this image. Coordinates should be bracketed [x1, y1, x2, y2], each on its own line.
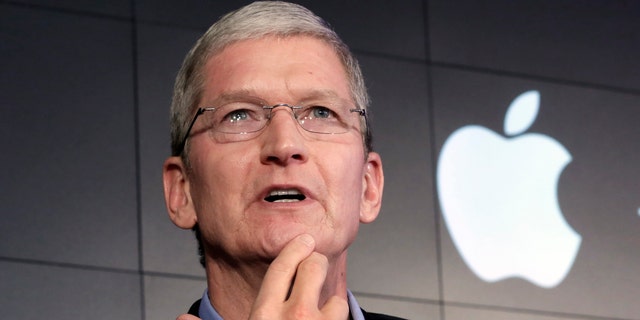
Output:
[200, 35, 352, 105]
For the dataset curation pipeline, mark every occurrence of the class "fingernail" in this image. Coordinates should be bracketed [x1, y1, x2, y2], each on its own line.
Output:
[298, 234, 315, 247]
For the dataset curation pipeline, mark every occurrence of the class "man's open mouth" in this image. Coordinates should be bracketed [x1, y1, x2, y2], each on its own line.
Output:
[264, 189, 306, 203]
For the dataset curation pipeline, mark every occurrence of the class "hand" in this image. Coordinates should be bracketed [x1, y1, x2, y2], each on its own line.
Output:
[249, 234, 349, 319]
[176, 315, 200, 320]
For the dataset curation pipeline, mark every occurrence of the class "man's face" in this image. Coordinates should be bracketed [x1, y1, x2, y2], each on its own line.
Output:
[168, 35, 383, 263]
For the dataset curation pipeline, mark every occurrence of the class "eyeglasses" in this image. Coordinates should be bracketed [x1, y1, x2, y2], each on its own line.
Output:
[178, 102, 366, 154]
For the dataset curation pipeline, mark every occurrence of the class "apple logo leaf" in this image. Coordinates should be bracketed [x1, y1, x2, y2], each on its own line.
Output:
[504, 90, 540, 137]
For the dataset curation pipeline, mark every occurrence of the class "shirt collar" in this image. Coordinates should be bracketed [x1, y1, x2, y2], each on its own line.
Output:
[198, 288, 365, 320]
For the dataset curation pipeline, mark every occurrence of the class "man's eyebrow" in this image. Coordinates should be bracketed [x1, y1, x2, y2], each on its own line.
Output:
[201, 89, 265, 107]
[301, 89, 343, 100]
[202, 89, 351, 106]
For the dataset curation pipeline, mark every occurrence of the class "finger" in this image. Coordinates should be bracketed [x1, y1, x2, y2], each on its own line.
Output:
[176, 314, 201, 320]
[287, 252, 328, 307]
[320, 295, 350, 319]
[254, 234, 315, 306]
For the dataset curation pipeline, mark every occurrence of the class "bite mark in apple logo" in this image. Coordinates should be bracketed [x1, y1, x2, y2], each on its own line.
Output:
[436, 90, 581, 288]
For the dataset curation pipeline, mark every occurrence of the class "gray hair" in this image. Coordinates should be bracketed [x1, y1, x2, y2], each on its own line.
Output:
[170, 1, 372, 158]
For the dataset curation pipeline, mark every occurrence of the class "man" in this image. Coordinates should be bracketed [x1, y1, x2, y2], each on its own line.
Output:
[163, 2, 401, 319]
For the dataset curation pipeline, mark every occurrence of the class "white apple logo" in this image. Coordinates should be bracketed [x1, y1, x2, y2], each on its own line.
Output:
[436, 90, 581, 288]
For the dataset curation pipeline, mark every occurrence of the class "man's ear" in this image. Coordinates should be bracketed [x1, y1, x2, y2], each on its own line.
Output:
[360, 152, 384, 224]
[163, 156, 197, 229]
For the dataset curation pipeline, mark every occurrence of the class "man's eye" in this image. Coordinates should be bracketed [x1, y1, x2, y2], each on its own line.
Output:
[228, 110, 248, 122]
[310, 106, 335, 119]
[221, 109, 254, 123]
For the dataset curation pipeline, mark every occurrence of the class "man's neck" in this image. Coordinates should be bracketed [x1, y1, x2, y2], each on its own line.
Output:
[204, 252, 349, 320]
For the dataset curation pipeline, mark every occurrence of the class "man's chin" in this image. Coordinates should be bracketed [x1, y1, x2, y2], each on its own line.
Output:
[261, 231, 306, 256]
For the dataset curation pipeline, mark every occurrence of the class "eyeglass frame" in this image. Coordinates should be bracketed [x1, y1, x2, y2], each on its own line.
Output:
[176, 103, 367, 155]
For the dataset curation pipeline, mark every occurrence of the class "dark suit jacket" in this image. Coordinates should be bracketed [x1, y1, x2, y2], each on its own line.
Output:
[187, 299, 407, 320]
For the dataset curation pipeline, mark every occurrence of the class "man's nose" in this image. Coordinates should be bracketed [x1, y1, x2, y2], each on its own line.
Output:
[259, 107, 309, 166]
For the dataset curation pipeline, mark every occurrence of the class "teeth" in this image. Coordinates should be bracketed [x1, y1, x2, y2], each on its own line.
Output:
[268, 189, 302, 196]
[274, 198, 299, 203]
[265, 189, 306, 202]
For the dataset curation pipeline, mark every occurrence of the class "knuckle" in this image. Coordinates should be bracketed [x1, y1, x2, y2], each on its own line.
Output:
[288, 305, 315, 320]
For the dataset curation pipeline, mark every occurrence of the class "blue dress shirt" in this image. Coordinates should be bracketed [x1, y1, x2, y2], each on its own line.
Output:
[197, 288, 365, 320]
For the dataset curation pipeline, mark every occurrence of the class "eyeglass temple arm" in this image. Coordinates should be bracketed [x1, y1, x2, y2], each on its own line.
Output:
[177, 107, 206, 155]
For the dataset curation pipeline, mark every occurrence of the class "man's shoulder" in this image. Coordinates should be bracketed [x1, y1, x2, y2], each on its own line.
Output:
[361, 308, 407, 320]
